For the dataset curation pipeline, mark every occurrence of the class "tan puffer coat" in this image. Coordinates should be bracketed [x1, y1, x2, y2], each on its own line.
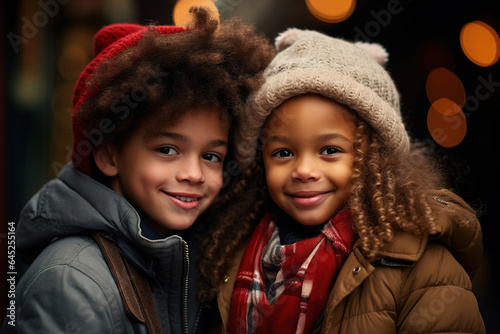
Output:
[214, 189, 486, 333]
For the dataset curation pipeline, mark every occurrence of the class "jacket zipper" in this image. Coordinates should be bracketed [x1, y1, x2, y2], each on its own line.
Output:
[182, 240, 190, 334]
[192, 306, 203, 334]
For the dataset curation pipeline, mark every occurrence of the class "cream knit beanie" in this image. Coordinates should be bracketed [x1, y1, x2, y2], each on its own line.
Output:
[235, 28, 410, 170]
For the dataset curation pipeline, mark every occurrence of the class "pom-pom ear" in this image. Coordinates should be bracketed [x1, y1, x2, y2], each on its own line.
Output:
[275, 28, 304, 52]
[354, 42, 389, 67]
[275, 27, 329, 52]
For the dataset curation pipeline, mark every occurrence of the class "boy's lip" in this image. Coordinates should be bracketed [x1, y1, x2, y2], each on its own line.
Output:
[162, 191, 203, 209]
[287, 190, 330, 207]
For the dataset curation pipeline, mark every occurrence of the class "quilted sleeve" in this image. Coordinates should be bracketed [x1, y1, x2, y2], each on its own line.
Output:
[430, 188, 483, 279]
[397, 243, 485, 334]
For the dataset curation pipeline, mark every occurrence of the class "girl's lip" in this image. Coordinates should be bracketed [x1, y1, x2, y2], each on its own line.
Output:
[288, 191, 330, 207]
[163, 192, 202, 210]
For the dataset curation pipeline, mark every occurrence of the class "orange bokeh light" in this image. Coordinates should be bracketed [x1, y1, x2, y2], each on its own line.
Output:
[173, 0, 219, 28]
[460, 21, 500, 67]
[427, 98, 467, 148]
[305, 0, 356, 23]
[425, 67, 466, 107]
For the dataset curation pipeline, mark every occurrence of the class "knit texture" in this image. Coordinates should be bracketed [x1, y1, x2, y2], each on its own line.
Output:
[228, 210, 355, 334]
[235, 28, 410, 169]
[71, 24, 186, 176]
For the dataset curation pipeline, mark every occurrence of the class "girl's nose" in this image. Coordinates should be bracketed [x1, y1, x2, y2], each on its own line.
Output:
[291, 155, 320, 182]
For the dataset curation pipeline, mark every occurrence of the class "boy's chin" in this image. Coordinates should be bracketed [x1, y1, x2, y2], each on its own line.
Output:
[142, 216, 198, 238]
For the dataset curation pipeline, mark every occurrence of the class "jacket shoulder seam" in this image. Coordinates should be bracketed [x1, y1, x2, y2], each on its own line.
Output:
[19, 241, 129, 332]
[400, 283, 473, 302]
[20, 240, 112, 296]
[341, 308, 397, 322]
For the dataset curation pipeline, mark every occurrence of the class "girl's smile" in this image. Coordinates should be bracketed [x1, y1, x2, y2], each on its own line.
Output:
[287, 190, 332, 207]
[261, 94, 357, 226]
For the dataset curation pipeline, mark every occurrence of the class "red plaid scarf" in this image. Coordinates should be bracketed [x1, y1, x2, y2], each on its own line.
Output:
[228, 210, 355, 334]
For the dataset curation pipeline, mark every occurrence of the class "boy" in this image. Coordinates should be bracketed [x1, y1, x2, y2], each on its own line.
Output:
[1, 7, 274, 333]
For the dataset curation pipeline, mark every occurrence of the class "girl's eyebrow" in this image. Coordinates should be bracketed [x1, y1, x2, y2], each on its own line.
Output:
[263, 133, 352, 145]
[143, 131, 228, 148]
[317, 133, 353, 144]
[262, 134, 290, 145]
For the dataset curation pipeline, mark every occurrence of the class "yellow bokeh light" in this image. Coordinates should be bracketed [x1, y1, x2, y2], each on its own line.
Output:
[427, 98, 467, 148]
[425, 67, 465, 107]
[460, 20, 500, 67]
[173, 0, 220, 28]
[305, 0, 356, 23]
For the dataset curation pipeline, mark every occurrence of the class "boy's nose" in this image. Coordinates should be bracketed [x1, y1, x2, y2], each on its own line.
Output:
[291, 156, 320, 182]
[176, 156, 205, 184]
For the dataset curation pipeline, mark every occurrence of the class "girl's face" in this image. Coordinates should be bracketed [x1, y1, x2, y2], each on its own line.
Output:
[108, 109, 228, 237]
[261, 94, 357, 226]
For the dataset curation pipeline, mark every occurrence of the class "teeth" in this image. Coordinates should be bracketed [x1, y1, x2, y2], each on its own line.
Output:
[175, 196, 198, 202]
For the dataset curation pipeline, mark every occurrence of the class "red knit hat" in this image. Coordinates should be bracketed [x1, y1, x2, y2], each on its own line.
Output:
[71, 23, 186, 176]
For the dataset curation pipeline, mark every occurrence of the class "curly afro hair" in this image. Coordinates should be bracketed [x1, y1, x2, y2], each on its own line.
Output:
[73, 7, 275, 182]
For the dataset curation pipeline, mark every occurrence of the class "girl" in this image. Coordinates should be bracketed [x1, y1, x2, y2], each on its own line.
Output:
[200, 28, 485, 333]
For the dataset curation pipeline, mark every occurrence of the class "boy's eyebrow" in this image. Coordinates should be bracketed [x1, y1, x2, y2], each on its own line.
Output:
[143, 131, 187, 143]
[207, 139, 229, 148]
[143, 131, 228, 147]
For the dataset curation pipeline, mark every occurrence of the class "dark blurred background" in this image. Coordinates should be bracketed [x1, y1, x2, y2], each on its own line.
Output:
[1, 0, 499, 331]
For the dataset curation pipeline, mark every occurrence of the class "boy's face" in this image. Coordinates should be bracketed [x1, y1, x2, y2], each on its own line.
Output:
[109, 109, 228, 237]
[261, 94, 356, 226]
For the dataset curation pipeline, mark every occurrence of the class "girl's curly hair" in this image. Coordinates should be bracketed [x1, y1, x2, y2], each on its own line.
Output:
[198, 107, 448, 305]
[78, 7, 275, 182]
[347, 119, 445, 258]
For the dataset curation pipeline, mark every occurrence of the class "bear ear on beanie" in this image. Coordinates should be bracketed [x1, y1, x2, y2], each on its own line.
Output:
[275, 28, 325, 52]
[354, 42, 389, 67]
[275, 28, 303, 51]
[236, 28, 410, 170]
[275, 27, 389, 68]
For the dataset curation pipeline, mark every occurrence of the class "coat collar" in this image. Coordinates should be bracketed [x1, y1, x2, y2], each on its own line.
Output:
[372, 231, 427, 263]
[352, 189, 482, 278]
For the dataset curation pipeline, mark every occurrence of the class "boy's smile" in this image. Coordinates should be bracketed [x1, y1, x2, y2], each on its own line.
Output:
[104, 109, 228, 237]
[261, 94, 357, 226]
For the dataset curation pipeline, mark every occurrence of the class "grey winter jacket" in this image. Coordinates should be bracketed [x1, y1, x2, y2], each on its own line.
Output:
[1, 164, 204, 334]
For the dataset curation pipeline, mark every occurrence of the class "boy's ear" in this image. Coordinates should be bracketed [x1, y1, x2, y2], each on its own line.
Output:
[93, 146, 119, 177]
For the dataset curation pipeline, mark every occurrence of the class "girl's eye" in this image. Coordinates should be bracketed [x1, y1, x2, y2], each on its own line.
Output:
[321, 147, 342, 155]
[202, 153, 222, 162]
[156, 146, 178, 156]
[272, 149, 293, 158]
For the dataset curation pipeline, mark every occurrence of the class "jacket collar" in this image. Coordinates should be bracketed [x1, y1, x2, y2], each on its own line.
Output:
[351, 189, 482, 278]
[17, 164, 189, 273]
[372, 231, 427, 263]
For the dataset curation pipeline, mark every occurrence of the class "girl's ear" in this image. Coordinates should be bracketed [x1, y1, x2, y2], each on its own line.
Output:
[93, 146, 119, 177]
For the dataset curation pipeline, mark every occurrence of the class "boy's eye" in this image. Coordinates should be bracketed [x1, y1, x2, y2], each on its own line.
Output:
[320, 147, 342, 155]
[272, 149, 293, 158]
[156, 146, 178, 156]
[202, 153, 222, 162]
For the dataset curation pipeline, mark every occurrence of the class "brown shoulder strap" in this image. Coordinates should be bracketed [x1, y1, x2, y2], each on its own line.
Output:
[91, 232, 163, 334]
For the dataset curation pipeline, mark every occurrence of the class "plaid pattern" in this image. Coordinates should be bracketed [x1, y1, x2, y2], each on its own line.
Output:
[229, 210, 355, 334]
